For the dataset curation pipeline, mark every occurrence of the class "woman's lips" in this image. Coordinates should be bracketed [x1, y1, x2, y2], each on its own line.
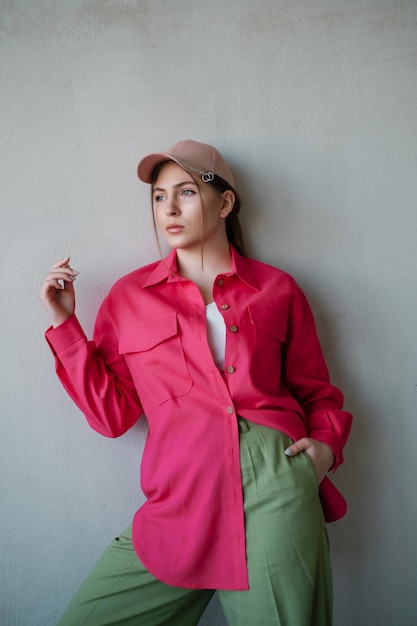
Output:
[166, 224, 185, 233]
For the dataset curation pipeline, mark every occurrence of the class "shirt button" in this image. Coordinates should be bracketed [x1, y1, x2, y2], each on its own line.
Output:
[229, 325, 238, 333]
[227, 366, 235, 374]
[217, 279, 224, 287]
[220, 304, 229, 310]
[227, 406, 234, 414]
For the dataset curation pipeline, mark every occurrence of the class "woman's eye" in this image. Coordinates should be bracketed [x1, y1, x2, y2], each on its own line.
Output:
[182, 189, 195, 196]
[154, 194, 165, 202]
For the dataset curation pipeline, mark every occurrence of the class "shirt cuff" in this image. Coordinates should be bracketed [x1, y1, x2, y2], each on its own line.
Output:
[308, 407, 353, 471]
[45, 315, 87, 356]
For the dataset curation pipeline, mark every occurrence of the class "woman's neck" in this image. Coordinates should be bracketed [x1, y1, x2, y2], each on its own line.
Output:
[176, 242, 232, 304]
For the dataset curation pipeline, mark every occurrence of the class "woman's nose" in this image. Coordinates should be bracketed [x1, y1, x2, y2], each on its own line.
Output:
[165, 196, 180, 215]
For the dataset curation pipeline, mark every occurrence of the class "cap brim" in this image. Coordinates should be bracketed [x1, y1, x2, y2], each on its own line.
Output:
[137, 152, 173, 184]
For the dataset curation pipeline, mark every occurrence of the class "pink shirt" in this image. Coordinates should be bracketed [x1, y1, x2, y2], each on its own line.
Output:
[45, 247, 352, 590]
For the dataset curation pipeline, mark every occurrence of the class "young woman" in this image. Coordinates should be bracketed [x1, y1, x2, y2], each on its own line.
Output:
[40, 139, 352, 625]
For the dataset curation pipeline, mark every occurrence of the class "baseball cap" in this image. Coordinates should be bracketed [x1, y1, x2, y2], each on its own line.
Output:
[137, 139, 235, 189]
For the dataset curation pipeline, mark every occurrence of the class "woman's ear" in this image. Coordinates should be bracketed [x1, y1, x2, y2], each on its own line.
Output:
[219, 190, 235, 219]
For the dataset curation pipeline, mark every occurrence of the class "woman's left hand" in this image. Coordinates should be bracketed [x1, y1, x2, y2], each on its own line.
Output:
[285, 438, 335, 484]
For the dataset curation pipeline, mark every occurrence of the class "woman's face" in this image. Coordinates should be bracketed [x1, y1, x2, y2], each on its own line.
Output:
[152, 161, 233, 252]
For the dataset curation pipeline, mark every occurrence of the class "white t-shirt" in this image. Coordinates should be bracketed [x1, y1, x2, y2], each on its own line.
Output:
[205, 302, 226, 370]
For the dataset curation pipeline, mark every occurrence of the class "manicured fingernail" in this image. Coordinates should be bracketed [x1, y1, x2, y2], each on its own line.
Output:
[284, 448, 293, 456]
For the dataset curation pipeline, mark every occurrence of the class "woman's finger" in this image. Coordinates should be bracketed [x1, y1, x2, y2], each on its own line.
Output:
[45, 259, 79, 281]
[42, 278, 65, 291]
[49, 257, 79, 274]
[284, 437, 310, 456]
[51, 257, 71, 269]
[45, 270, 78, 283]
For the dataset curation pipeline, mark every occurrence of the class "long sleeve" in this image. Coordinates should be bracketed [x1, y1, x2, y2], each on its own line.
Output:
[45, 304, 143, 438]
[282, 283, 352, 469]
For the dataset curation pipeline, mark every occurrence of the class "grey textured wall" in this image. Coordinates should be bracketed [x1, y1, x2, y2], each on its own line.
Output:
[1, 1, 416, 624]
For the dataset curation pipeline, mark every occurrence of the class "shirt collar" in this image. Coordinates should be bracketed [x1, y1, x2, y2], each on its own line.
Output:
[230, 246, 260, 291]
[142, 249, 180, 288]
[142, 246, 260, 291]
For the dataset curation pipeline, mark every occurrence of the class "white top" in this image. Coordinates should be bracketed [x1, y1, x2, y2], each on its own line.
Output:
[205, 302, 226, 370]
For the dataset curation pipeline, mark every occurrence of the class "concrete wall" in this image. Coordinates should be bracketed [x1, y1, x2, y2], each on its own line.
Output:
[1, 1, 416, 624]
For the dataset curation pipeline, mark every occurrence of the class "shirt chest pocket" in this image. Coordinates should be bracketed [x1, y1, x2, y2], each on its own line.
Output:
[248, 305, 287, 396]
[118, 314, 193, 405]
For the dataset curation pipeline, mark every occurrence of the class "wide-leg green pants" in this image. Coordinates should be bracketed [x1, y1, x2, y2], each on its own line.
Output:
[58, 418, 332, 625]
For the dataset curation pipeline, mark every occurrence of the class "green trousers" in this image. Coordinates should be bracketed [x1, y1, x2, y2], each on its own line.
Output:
[58, 418, 332, 625]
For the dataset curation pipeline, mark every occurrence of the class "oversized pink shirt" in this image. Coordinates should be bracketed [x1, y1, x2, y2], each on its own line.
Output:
[45, 247, 352, 591]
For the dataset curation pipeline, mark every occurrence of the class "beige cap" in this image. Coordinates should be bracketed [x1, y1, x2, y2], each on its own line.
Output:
[137, 139, 235, 189]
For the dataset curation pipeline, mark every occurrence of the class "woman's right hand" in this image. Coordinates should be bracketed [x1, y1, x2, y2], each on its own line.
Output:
[39, 257, 79, 327]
